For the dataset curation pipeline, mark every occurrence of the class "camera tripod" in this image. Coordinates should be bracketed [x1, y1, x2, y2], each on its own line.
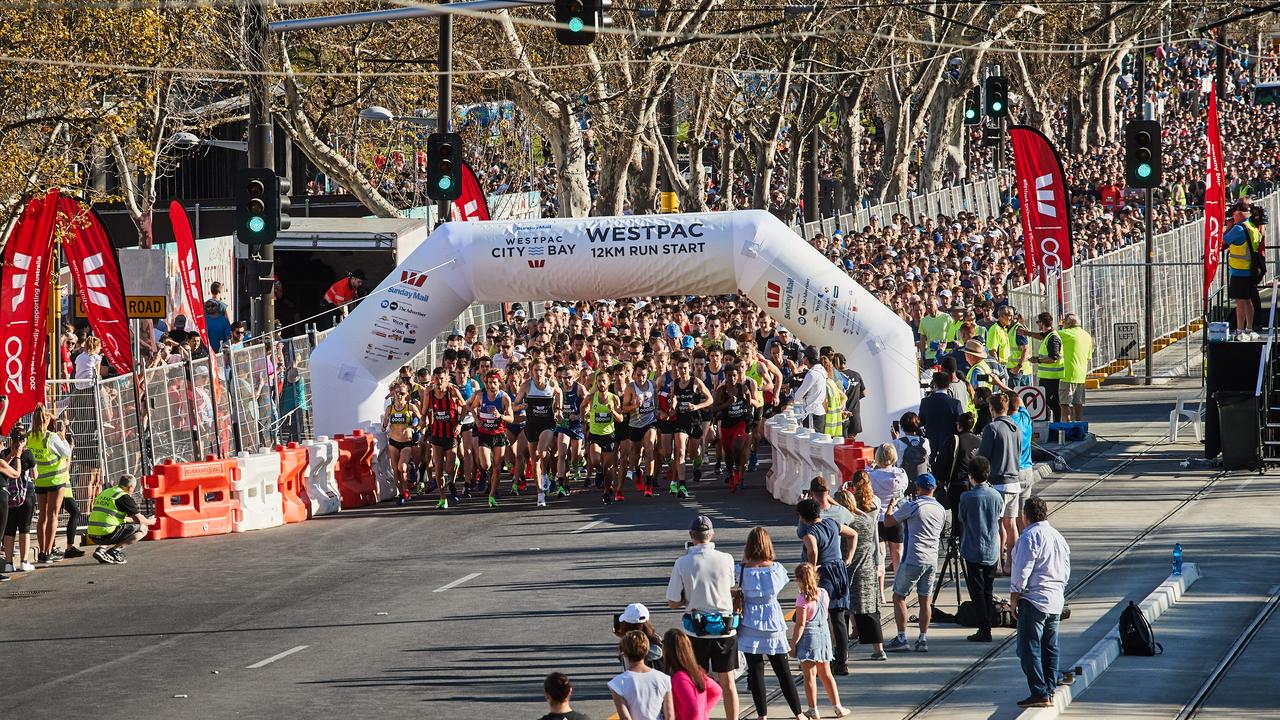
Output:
[931, 515, 965, 609]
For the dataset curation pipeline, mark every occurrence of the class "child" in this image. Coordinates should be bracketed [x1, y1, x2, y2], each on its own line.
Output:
[791, 563, 849, 718]
[614, 602, 663, 670]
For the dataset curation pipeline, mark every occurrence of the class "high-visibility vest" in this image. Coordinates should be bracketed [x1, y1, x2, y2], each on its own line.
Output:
[967, 360, 994, 390]
[87, 486, 127, 538]
[1059, 326, 1094, 385]
[985, 323, 1012, 366]
[1038, 330, 1064, 380]
[824, 378, 846, 439]
[323, 278, 357, 305]
[1228, 222, 1261, 272]
[28, 431, 68, 489]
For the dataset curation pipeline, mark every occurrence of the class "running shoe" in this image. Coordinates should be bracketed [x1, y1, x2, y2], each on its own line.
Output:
[692, 466, 702, 482]
[36, 553, 49, 565]
[677, 484, 689, 499]
[748, 451, 759, 472]
[556, 482, 570, 497]
[2, 563, 13, 573]
[50, 547, 64, 562]
[510, 480, 522, 495]
[884, 636, 910, 651]
[540, 475, 552, 493]
[93, 547, 115, 565]
[487, 496, 498, 509]
[518, 478, 529, 493]
[715, 459, 722, 474]
[448, 483, 461, 505]
[435, 498, 449, 510]
[614, 490, 625, 502]
[602, 491, 614, 505]
[0, 573, 9, 582]
[643, 484, 653, 497]
[914, 637, 929, 653]
[536, 492, 547, 507]
[396, 495, 407, 506]
[869, 649, 888, 661]
[108, 549, 127, 565]
[669, 481, 680, 496]
[19, 561, 34, 572]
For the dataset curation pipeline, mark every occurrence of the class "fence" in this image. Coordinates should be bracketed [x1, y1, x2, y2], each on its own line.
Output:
[797, 175, 1010, 239]
[1009, 190, 1280, 378]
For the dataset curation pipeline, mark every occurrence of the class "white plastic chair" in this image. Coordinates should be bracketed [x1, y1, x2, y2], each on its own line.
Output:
[1168, 395, 1203, 443]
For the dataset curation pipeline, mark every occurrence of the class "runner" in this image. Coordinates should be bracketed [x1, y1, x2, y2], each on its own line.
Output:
[584, 371, 625, 504]
[518, 359, 562, 507]
[452, 359, 481, 500]
[470, 369, 514, 509]
[505, 362, 532, 496]
[553, 364, 587, 496]
[663, 355, 713, 498]
[696, 348, 724, 478]
[738, 335, 782, 478]
[380, 382, 421, 505]
[710, 363, 761, 493]
[424, 367, 465, 509]
[621, 361, 659, 497]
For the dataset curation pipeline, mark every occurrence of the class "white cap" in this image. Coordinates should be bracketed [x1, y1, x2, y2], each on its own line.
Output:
[619, 603, 649, 624]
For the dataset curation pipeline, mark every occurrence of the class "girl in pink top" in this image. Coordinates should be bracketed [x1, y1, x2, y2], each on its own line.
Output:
[663, 629, 723, 720]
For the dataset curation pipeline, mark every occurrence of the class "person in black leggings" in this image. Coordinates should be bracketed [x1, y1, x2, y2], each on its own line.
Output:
[0, 484, 9, 582]
[59, 494, 85, 559]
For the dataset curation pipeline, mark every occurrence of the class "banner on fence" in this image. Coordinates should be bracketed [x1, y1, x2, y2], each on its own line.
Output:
[60, 197, 135, 372]
[171, 200, 210, 345]
[1009, 127, 1073, 295]
[0, 190, 58, 432]
[1203, 85, 1226, 309]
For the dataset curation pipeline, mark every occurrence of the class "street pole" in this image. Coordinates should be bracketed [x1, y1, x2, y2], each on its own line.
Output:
[437, 0, 452, 227]
[803, 110, 819, 222]
[1137, 36, 1154, 385]
[247, 0, 275, 336]
[659, 89, 677, 213]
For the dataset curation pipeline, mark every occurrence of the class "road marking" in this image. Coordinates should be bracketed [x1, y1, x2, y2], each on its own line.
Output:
[433, 572, 482, 593]
[246, 645, 309, 669]
[571, 519, 604, 533]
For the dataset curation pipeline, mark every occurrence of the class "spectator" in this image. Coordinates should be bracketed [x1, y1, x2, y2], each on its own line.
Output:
[1011, 497, 1072, 709]
[958, 456, 1002, 643]
[791, 346, 828, 432]
[663, 629, 723, 720]
[1, 424, 33, 575]
[736, 527, 805, 720]
[802, 476, 852, 673]
[1009, 391, 1037, 509]
[868, 443, 907, 600]
[795, 498, 856, 674]
[539, 672, 590, 720]
[208, 281, 229, 317]
[614, 603, 663, 670]
[790, 562, 850, 719]
[882, 473, 946, 653]
[665, 514, 740, 720]
[86, 475, 155, 564]
[205, 299, 231, 352]
[937, 412, 982, 510]
[980, 393, 1023, 574]
[1057, 314, 1094, 421]
[833, 481, 886, 661]
[939, 355, 971, 412]
[919, 372, 963, 465]
[608, 630, 674, 720]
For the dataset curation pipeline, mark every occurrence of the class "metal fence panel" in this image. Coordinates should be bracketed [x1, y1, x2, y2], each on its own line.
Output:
[144, 362, 198, 464]
[226, 344, 274, 452]
[97, 373, 144, 491]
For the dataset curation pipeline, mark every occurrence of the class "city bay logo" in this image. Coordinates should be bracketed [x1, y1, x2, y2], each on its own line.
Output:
[492, 232, 574, 261]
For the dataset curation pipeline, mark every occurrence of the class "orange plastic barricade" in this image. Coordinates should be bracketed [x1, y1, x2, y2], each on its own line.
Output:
[143, 458, 237, 540]
[833, 440, 875, 485]
[276, 443, 310, 524]
[335, 430, 378, 509]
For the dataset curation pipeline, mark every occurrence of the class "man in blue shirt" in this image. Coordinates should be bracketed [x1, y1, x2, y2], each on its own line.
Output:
[204, 300, 231, 352]
[1224, 203, 1260, 337]
[1010, 391, 1036, 528]
[958, 456, 1003, 642]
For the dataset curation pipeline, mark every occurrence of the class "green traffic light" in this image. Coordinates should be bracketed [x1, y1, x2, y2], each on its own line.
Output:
[1137, 163, 1152, 179]
[965, 109, 976, 119]
[438, 176, 453, 190]
[248, 216, 266, 233]
[992, 101, 1004, 112]
[568, 17, 584, 32]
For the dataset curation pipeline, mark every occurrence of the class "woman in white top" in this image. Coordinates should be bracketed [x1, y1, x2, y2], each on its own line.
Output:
[867, 443, 908, 603]
[73, 336, 102, 389]
[609, 629, 674, 720]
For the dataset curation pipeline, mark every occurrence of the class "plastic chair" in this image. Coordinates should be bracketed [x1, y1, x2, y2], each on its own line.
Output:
[1168, 395, 1203, 443]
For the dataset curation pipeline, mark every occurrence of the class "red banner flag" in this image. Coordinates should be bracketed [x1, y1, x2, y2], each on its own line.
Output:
[0, 189, 59, 432]
[60, 197, 134, 373]
[1203, 85, 1226, 309]
[1009, 126, 1074, 288]
[451, 161, 491, 221]
[170, 200, 210, 346]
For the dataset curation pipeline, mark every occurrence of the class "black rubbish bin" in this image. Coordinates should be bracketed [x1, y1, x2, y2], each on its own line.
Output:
[1215, 391, 1261, 471]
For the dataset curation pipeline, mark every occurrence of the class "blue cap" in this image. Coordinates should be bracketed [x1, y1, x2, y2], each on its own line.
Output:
[915, 473, 937, 489]
[681, 335, 696, 350]
[666, 322, 681, 339]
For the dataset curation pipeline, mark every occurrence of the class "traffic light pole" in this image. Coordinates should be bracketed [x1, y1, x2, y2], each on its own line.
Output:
[1138, 36, 1154, 385]
[437, 0, 452, 227]
[248, 0, 275, 336]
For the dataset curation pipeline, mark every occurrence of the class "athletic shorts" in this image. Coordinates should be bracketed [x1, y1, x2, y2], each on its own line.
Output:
[674, 415, 702, 438]
[589, 433, 617, 453]
[1229, 274, 1260, 300]
[556, 424, 584, 441]
[89, 523, 142, 546]
[719, 421, 748, 452]
[689, 634, 740, 673]
[628, 423, 656, 443]
[477, 432, 509, 449]
[388, 437, 415, 450]
[613, 422, 627, 444]
[429, 435, 457, 449]
[34, 484, 68, 494]
[507, 424, 525, 440]
[657, 419, 677, 435]
[525, 422, 555, 444]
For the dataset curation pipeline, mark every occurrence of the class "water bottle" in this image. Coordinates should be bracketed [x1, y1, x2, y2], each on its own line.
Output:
[1172, 543, 1183, 576]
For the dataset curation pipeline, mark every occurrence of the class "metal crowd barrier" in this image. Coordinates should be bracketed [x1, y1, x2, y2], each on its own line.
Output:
[797, 175, 1009, 239]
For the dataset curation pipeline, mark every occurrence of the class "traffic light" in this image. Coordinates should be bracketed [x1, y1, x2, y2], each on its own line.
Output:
[982, 125, 1002, 148]
[1124, 119, 1162, 188]
[984, 75, 1009, 118]
[556, 0, 596, 45]
[963, 87, 981, 125]
[235, 167, 287, 245]
[426, 132, 463, 202]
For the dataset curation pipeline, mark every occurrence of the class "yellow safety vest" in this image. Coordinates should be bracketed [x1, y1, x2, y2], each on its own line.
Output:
[986, 323, 1013, 366]
[87, 487, 127, 538]
[28, 431, 68, 489]
[967, 360, 994, 390]
[824, 378, 846, 439]
[1228, 222, 1262, 272]
[1038, 330, 1064, 380]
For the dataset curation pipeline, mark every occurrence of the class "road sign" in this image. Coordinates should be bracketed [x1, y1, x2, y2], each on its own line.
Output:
[75, 295, 167, 320]
[1018, 385, 1049, 421]
[1115, 321, 1139, 360]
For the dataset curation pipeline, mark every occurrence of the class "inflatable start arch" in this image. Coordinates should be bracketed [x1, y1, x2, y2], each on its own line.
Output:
[310, 210, 919, 446]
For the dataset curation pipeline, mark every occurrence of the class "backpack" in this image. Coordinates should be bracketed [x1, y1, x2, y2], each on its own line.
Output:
[6, 472, 28, 508]
[901, 437, 930, 483]
[1119, 601, 1163, 656]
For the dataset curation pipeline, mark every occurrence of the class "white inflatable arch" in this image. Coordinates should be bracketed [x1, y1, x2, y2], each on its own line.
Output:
[310, 210, 919, 446]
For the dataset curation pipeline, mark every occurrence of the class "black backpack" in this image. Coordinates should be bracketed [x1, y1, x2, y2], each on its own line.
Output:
[1119, 601, 1163, 656]
[901, 437, 930, 483]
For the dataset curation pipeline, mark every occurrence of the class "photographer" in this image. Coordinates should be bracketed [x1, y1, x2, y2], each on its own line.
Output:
[957, 457, 1002, 642]
[665, 514, 740, 720]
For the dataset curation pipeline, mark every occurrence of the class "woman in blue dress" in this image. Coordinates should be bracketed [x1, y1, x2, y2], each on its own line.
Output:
[737, 527, 805, 720]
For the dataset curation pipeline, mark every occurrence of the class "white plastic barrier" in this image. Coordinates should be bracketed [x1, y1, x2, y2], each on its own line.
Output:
[770, 421, 795, 501]
[808, 433, 843, 490]
[763, 414, 788, 495]
[232, 449, 286, 532]
[373, 432, 396, 501]
[300, 436, 341, 517]
[779, 427, 815, 505]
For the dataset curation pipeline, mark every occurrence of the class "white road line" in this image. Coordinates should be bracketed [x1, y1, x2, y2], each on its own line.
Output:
[571, 519, 604, 534]
[246, 645, 309, 669]
[433, 572, 482, 593]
